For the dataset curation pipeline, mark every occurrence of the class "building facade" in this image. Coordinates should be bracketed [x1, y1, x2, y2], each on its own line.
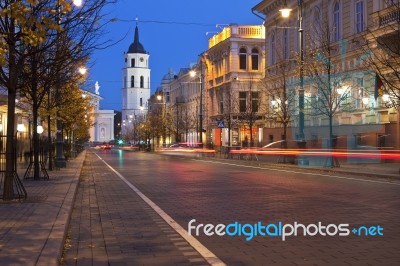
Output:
[157, 24, 266, 149]
[84, 85, 115, 143]
[204, 24, 266, 149]
[121, 25, 150, 136]
[253, 0, 400, 150]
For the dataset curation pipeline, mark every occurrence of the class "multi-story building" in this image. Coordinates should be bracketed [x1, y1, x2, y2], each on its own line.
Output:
[157, 24, 266, 149]
[253, 0, 399, 150]
[204, 24, 266, 150]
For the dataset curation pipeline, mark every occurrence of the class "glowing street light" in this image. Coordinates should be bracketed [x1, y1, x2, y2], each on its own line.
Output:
[279, 7, 292, 18]
[73, 0, 83, 7]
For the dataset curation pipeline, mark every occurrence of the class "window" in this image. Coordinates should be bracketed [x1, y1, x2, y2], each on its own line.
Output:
[270, 31, 276, 65]
[251, 92, 259, 112]
[239, 91, 247, 112]
[283, 29, 289, 59]
[140, 98, 143, 106]
[131, 75, 134, 87]
[313, 7, 322, 42]
[356, 77, 364, 109]
[251, 48, 259, 70]
[239, 48, 247, 70]
[131, 58, 135, 67]
[166, 91, 170, 103]
[219, 101, 224, 114]
[140, 76, 144, 88]
[355, 0, 364, 33]
[333, 2, 341, 41]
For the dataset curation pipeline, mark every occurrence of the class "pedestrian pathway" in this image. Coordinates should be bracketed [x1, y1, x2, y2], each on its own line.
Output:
[60, 151, 208, 266]
[0, 151, 85, 266]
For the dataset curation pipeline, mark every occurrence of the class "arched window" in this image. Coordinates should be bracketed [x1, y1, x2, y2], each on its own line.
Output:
[355, 0, 365, 33]
[333, 2, 341, 41]
[131, 58, 135, 67]
[140, 76, 144, 88]
[239, 47, 247, 70]
[131, 75, 134, 88]
[313, 7, 321, 37]
[251, 48, 259, 70]
[283, 28, 289, 59]
[270, 31, 276, 65]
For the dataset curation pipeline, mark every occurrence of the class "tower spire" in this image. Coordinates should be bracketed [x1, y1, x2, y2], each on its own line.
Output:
[127, 19, 146, 54]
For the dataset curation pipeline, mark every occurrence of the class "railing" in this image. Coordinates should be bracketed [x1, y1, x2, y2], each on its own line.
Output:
[208, 25, 265, 48]
[0, 135, 27, 200]
[379, 9, 400, 26]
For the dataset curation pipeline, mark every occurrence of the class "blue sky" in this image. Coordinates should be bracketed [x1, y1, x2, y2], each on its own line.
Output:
[89, 0, 263, 110]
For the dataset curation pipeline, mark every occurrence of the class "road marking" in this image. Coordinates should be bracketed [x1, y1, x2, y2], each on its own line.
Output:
[94, 153, 226, 266]
[194, 159, 400, 186]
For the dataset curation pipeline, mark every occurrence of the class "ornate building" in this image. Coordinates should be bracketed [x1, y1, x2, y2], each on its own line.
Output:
[253, 0, 400, 150]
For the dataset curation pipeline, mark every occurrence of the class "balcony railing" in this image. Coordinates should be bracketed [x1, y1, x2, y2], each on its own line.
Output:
[379, 9, 400, 26]
[208, 25, 265, 48]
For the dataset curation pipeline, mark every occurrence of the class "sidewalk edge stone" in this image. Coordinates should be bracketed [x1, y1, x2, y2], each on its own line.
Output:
[36, 150, 87, 266]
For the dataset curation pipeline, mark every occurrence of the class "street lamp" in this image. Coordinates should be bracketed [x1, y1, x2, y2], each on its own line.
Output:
[280, 0, 305, 142]
[190, 68, 204, 147]
[54, 1, 82, 168]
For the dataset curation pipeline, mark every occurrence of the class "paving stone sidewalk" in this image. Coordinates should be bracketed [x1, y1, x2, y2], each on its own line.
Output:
[0, 151, 86, 266]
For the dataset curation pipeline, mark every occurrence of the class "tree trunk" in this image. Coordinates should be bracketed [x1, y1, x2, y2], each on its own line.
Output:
[4, 89, 17, 200]
[33, 105, 40, 180]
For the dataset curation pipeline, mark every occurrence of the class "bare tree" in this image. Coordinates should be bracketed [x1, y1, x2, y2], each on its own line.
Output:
[235, 76, 263, 147]
[302, 14, 357, 168]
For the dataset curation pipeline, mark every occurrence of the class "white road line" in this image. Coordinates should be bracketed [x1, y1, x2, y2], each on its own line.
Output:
[94, 153, 226, 266]
[194, 159, 400, 186]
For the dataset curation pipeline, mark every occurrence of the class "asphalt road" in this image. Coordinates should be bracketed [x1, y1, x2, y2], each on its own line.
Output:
[63, 149, 400, 265]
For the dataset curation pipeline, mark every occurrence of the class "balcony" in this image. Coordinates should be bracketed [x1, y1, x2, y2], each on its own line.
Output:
[208, 25, 265, 48]
[378, 8, 400, 27]
[370, 5, 400, 35]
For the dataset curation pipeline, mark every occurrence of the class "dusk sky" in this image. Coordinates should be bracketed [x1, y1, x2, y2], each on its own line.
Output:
[89, 0, 263, 111]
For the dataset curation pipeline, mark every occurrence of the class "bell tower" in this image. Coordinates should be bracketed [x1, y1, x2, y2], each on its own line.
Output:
[122, 23, 150, 134]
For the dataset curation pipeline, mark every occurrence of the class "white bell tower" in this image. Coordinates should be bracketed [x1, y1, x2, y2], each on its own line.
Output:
[122, 24, 150, 135]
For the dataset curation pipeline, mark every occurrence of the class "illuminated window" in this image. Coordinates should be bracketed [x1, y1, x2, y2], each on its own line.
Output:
[251, 48, 259, 70]
[239, 48, 247, 70]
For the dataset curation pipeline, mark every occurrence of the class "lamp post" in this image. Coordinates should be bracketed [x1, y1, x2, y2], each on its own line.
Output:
[54, 1, 82, 168]
[190, 67, 204, 147]
[156, 94, 167, 147]
[280, 0, 305, 142]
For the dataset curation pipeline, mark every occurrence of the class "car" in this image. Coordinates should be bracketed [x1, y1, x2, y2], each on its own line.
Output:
[101, 144, 111, 150]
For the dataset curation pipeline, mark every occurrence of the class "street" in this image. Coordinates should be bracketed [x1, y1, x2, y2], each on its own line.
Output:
[62, 149, 400, 266]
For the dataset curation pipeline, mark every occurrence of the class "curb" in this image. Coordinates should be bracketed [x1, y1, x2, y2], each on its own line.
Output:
[36, 150, 87, 266]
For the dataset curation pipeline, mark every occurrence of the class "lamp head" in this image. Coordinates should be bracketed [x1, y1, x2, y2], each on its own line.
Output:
[279, 7, 292, 18]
